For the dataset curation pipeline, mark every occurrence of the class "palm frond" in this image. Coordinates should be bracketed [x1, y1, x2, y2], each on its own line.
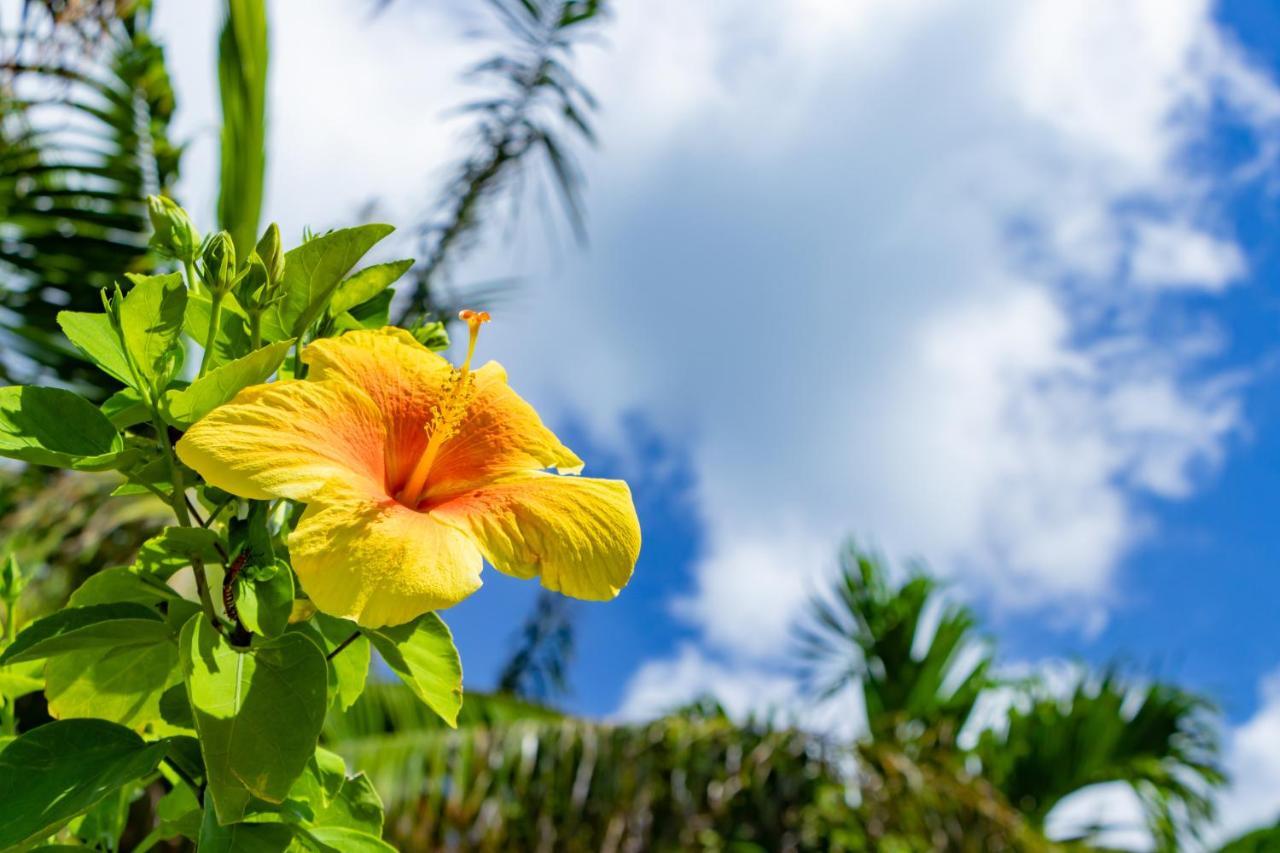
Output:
[794, 543, 995, 746]
[976, 671, 1225, 847]
[0, 6, 178, 396]
[394, 0, 607, 325]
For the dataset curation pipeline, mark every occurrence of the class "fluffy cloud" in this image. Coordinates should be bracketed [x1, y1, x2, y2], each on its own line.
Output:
[1215, 670, 1280, 842]
[157, 0, 1279, 742]
[477, 0, 1279, 659]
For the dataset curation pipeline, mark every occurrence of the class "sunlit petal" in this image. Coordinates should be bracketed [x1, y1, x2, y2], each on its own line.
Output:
[424, 361, 584, 501]
[291, 485, 484, 627]
[431, 472, 640, 601]
[176, 379, 385, 501]
[302, 328, 453, 490]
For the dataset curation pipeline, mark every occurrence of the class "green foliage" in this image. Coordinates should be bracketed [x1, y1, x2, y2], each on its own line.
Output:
[976, 674, 1225, 847]
[261, 224, 395, 342]
[361, 612, 464, 727]
[0, 602, 169, 664]
[180, 615, 329, 822]
[218, 0, 270, 258]
[164, 338, 293, 427]
[0, 719, 165, 849]
[328, 682, 859, 852]
[0, 9, 179, 395]
[795, 543, 994, 745]
[0, 386, 124, 469]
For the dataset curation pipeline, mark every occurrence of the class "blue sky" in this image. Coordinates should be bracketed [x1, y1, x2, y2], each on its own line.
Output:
[159, 0, 1280, 842]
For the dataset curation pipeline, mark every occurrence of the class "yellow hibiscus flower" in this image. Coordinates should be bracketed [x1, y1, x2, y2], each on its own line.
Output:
[176, 312, 640, 627]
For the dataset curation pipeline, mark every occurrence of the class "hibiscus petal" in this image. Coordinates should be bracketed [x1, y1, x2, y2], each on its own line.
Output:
[302, 328, 454, 489]
[424, 361, 584, 501]
[430, 473, 640, 601]
[176, 379, 386, 501]
[290, 486, 484, 627]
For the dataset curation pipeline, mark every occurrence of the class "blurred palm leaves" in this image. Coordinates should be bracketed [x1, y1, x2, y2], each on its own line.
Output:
[795, 545, 994, 746]
[795, 543, 1225, 848]
[397, 0, 605, 324]
[0, 2, 179, 395]
[976, 675, 1224, 848]
[216, 0, 267, 258]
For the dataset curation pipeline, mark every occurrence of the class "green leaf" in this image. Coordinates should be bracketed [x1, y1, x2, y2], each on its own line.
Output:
[310, 773, 384, 835]
[0, 602, 169, 665]
[164, 339, 293, 428]
[119, 272, 187, 390]
[46, 639, 183, 734]
[361, 613, 462, 726]
[198, 793, 293, 853]
[69, 566, 179, 608]
[218, 0, 269, 259]
[136, 527, 223, 580]
[56, 310, 134, 385]
[101, 386, 151, 429]
[329, 259, 413, 317]
[300, 826, 396, 852]
[314, 614, 369, 711]
[263, 224, 395, 340]
[0, 659, 43, 700]
[181, 616, 328, 823]
[0, 719, 165, 849]
[186, 290, 253, 369]
[72, 781, 134, 850]
[235, 562, 294, 639]
[0, 386, 124, 469]
[335, 289, 393, 331]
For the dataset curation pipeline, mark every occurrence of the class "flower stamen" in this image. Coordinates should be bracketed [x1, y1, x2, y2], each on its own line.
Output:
[397, 310, 491, 507]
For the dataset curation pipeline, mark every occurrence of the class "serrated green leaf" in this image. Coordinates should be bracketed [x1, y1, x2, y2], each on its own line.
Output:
[181, 616, 328, 823]
[0, 386, 124, 469]
[119, 273, 187, 390]
[164, 340, 293, 428]
[361, 613, 462, 726]
[235, 563, 294, 639]
[0, 603, 168, 665]
[56, 310, 134, 385]
[0, 719, 166, 849]
[262, 224, 394, 340]
[329, 259, 413, 317]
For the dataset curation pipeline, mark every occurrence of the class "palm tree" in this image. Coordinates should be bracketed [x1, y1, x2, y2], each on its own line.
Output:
[793, 544, 994, 747]
[976, 674, 1224, 849]
[795, 543, 1225, 848]
[0, 2, 180, 395]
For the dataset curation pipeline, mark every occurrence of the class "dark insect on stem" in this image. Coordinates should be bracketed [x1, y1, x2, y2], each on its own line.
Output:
[222, 548, 252, 647]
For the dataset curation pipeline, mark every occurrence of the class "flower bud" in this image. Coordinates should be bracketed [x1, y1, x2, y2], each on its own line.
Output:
[147, 195, 201, 263]
[256, 223, 285, 287]
[201, 231, 238, 294]
[0, 555, 22, 602]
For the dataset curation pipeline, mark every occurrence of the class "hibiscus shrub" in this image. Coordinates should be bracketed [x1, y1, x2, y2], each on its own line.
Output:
[0, 199, 640, 849]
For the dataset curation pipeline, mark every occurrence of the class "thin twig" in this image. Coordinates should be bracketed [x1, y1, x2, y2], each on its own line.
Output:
[326, 630, 361, 661]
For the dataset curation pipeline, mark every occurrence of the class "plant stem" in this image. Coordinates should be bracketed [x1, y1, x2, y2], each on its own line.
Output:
[249, 311, 262, 352]
[163, 755, 201, 795]
[152, 411, 220, 630]
[198, 289, 225, 378]
[326, 631, 360, 661]
[0, 598, 16, 734]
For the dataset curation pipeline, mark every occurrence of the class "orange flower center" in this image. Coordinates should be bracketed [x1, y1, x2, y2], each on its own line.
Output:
[396, 310, 490, 507]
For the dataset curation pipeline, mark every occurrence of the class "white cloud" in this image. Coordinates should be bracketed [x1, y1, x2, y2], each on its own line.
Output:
[1215, 670, 1280, 842]
[1130, 221, 1246, 291]
[614, 643, 798, 722]
[154, 0, 1278, 716]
